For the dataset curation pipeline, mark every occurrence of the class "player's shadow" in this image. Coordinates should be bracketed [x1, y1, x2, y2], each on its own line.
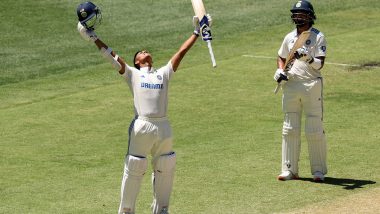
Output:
[298, 177, 376, 190]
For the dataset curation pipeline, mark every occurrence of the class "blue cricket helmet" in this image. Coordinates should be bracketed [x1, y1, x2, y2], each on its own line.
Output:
[77, 1, 102, 30]
[290, 0, 316, 26]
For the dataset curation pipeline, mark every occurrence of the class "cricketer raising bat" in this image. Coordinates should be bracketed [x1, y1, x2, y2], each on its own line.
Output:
[191, 0, 216, 68]
[274, 30, 311, 94]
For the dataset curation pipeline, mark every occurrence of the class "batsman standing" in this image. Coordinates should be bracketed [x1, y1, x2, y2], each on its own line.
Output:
[76, 2, 212, 213]
[274, 0, 328, 181]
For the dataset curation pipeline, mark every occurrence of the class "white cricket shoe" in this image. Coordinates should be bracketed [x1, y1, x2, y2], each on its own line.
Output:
[313, 171, 325, 182]
[277, 171, 299, 181]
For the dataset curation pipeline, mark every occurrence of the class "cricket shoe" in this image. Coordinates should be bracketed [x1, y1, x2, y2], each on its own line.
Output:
[313, 171, 325, 182]
[278, 171, 299, 181]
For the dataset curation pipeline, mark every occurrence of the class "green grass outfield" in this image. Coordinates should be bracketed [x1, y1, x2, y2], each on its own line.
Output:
[1, 0, 379, 213]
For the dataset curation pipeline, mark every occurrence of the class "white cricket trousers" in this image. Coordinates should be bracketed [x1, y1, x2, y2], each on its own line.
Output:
[119, 116, 175, 214]
[128, 116, 173, 159]
[281, 78, 327, 175]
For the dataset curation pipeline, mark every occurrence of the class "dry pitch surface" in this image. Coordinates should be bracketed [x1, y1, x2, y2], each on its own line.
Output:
[284, 188, 380, 214]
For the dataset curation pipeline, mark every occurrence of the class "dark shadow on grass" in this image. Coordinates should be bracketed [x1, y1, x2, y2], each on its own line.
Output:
[298, 177, 377, 190]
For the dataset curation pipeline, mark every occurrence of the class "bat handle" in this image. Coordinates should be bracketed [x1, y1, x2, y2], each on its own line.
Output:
[206, 40, 217, 68]
[274, 83, 280, 94]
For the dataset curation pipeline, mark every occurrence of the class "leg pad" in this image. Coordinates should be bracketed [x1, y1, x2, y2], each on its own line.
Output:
[118, 155, 148, 214]
[151, 152, 176, 214]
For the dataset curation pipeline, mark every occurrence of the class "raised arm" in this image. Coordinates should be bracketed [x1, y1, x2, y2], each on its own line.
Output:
[77, 22, 127, 75]
[170, 15, 212, 72]
[170, 33, 199, 72]
[94, 39, 127, 75]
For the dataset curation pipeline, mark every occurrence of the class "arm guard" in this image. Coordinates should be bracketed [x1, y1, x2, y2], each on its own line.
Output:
[100, 47, 122, 71]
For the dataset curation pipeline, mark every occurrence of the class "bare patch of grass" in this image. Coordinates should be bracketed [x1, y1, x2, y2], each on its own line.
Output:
[285, 188, 380, 214]
[348, 61, 380, 71]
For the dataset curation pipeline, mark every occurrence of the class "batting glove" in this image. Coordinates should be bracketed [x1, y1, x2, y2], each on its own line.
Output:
[192, 16, 200, 36]
[294, 47, 313, 63]
[274, 68, 288, 83]
[206, 14, 213, 27]
[77, 22, 98, 42]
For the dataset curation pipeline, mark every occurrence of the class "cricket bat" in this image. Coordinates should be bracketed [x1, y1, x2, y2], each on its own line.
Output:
[191, 0, 216, 68]
[274, 30, 311, 94]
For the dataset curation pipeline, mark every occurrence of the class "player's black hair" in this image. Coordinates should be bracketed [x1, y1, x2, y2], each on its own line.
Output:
[133, 51, 141, 69]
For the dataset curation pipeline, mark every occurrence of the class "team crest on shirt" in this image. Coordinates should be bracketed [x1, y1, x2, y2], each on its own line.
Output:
[306, 39, 311, 45]
[157, 75, 162, 80]
[321, 46, 326, 52]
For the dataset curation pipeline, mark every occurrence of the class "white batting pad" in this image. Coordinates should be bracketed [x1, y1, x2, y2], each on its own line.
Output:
[151, 152, 176, 214]
[305, 116, 327, 174]
[118, 155, 148, 214]
[282, 112, 301, 174]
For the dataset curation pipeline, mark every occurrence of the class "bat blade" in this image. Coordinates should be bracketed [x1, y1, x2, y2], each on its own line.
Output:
[284, 30, 311, 73]
[274, 30, 311, 94]
[191, 0, 206, 20]
[191, 0, 216, 68]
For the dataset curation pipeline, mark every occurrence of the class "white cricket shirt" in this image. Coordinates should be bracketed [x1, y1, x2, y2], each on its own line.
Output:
[122, 61, 174, 118]
[278, 27, 327, 81]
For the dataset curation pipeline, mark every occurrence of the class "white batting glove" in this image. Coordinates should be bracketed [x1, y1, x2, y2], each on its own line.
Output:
[295, 47, 313, 63]
[192, 16, 200, 35]
[206, 14, 213, 27]
[77, 22, 98, 42]
[274, 68, 288, 83]
[193, 13, 213, 33]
